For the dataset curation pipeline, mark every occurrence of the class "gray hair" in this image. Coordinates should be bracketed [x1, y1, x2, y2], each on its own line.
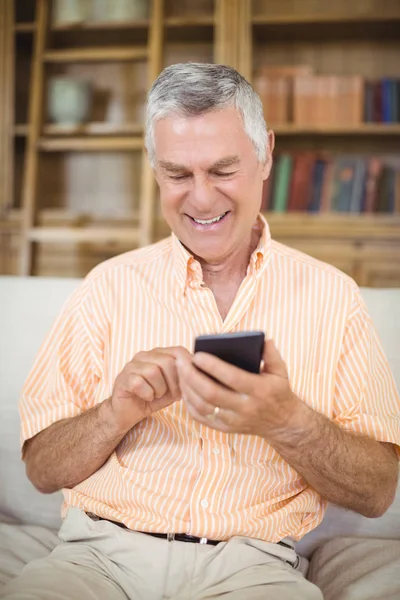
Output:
[145, 63, 268, 168]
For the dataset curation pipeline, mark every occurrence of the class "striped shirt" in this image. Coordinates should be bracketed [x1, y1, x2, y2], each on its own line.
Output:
[19, 214, 400, 542]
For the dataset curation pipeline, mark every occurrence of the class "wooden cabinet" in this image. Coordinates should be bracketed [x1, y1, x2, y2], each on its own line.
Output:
[0, 0, 399, 285]
[266, 214, 400, 287]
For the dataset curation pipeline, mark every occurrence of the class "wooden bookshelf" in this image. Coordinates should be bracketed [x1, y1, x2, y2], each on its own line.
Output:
[1, 0, 399, 285]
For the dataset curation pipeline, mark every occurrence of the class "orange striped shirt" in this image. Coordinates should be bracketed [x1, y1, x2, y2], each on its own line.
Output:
[19, 215, 400, 542]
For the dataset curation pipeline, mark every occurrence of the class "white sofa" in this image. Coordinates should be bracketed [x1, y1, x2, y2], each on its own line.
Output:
[0, 275, 399, 599]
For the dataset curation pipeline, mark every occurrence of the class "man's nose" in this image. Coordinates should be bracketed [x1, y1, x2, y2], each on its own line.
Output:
[190, 177, 215, 213]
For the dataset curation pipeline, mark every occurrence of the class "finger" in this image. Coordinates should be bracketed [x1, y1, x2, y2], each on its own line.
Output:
[192, 352, 259, 397]
[182, 388, 233, 433]
[146, 346, 192, 400]
[178, 357, 244, 412]
[262, 339, 288, 379]
[150, 350, 181, 400]
[130, 361, 168, 399]
[125, 372, 155, 402]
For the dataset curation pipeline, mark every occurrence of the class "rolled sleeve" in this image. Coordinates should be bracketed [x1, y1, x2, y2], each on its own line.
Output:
[19, 280, 105, 452]
[332, 289, 400, 459]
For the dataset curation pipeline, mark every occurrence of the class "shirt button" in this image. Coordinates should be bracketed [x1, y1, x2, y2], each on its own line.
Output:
[200, 499, 209, 509]
[190, 262, 198, 271]
[212, 448, 220, 455]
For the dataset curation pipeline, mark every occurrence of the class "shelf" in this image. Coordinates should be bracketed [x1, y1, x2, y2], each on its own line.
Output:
[252, 13, 400, 42]
[165, 16, 214, 27]
[252, 12, 400, 25]
[272, 124, 400, 136]
[37, 136, 143, 151]
[43, 123, 144, 136]
[43, 46, 148, 62]
[14, 123, 144, 137]
[14, 124, 29, 136]
[51, 16, 214, 30]
[52, 19, 149, 31]
[28, 227, 140, 245]
[14, 22, 36, 33]
[263, 212, 400, 240]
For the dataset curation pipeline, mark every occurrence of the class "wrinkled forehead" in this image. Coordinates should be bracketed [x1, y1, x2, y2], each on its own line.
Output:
[153, 107, 255, 166]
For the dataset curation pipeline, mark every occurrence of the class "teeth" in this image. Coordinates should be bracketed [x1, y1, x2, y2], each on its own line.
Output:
[193, 212, 226, 225]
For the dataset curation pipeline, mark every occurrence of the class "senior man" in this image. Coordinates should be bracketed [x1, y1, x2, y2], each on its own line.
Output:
[2, 63, 399, 600]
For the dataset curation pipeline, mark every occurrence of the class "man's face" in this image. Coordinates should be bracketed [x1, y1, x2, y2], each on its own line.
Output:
[153, 106, 273, 263]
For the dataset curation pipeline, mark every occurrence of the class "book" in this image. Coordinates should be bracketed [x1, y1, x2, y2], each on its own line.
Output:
[254, 75, 291, 126]
[349, 158, 367, 213]
[340, 76, 364, 126]
[395, 170, 400, 213]
[308, 158, 326, 212]
[364, 81, 374, 123]
[288, 153, 315, 211]
[363, 158, 383, 213]
[382, 78, 393, 123]
[320, 159, 334, 212]
[376, 166, 394, 212]
[272, 154, 293, 212]
[331, 158, 356, 212]
[293, 76, 315, 127]
[373, 81, 383, 122]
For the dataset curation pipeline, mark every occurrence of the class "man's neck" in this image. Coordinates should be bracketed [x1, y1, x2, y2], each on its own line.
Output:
[199, 227, 261, 289]
[197, 228, 261, 321]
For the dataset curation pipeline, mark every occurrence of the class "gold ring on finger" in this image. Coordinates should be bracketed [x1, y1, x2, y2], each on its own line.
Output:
[208, 405, 220, 420]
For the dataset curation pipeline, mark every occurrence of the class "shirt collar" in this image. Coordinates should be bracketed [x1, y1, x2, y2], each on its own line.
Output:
[171, 213, 272, 296]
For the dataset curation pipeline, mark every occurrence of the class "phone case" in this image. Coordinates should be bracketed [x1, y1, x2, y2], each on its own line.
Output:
[194, 331, 265, 373]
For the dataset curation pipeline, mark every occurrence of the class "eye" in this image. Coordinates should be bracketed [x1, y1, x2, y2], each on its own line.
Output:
[169, 174, 189, 180]
[214, 171, 236, 177]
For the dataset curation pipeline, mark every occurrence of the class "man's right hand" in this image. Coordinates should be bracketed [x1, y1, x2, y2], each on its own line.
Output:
[109, 346, 192, 432]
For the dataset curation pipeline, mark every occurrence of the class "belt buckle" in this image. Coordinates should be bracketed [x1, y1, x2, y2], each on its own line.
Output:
[167, 533, 175, 542]
[199, 537, 208, 544]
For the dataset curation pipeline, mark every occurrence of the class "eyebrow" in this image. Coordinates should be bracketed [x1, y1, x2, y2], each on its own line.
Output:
[158, 155, 240, 172]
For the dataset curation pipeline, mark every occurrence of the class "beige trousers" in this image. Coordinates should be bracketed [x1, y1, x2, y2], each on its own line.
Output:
[0, 508, 322, 600]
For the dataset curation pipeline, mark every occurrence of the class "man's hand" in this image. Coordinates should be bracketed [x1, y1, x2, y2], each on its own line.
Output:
[177, 339, 300, 437]
[110, 346, 192, 432]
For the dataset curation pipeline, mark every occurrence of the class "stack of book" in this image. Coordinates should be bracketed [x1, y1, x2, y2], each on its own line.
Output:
[261, 154, 400, 214]
[364, 79, 400, 123]
[254, 66, 400, 127]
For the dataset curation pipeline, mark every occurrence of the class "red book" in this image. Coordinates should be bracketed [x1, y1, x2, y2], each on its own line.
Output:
[363, 158, 383, 213]
[288, 154, 315, 211]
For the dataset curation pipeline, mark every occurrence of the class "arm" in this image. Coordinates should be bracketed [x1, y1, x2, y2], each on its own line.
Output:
[178, 314, 400, 518]
[269, 398, 399, 518]
[24, 398, 126, 494]
[24, 346, 190, 494]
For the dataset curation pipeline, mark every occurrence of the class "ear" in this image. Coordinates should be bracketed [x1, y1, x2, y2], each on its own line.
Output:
[261, 130, 275, 180]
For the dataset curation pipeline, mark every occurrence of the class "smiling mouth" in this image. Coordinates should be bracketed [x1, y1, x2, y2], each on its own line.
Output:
[188, 211, 229, 225]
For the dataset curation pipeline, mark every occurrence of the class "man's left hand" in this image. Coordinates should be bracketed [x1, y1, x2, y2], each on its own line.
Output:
[177, 339, 301, 437]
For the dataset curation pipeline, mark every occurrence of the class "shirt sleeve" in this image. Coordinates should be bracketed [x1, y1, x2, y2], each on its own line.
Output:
[19, 277, 107, 452]
[332, 287, 400, 459]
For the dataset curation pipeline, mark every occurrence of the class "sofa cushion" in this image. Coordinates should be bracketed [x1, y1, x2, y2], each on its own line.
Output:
[307, 537, 400, 600]
[0, 276, 81, 528]
[0, 523, 59, 588]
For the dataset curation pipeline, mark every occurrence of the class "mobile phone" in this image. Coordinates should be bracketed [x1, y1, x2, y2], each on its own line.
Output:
[194, 331, 265, 374]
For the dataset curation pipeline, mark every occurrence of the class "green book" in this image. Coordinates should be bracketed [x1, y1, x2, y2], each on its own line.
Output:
[272, 154, 293, 213]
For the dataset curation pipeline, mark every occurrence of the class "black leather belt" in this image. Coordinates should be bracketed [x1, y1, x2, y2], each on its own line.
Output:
[87, 514, 293, 549]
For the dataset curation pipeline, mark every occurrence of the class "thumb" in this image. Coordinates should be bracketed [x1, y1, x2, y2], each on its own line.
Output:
[261, 339, 288, 379]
